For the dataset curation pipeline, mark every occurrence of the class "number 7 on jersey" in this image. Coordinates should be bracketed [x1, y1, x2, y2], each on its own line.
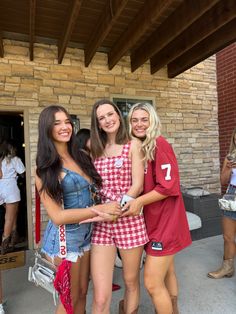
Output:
[161, 164, 171, 181]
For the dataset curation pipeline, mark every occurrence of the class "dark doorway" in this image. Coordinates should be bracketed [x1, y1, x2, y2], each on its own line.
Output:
[0, 111, 28, 251]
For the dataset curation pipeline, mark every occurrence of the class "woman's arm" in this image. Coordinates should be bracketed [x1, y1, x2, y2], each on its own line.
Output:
[123, 137, 178, 216]
[35, 175, 121, 225]
[125, 139, 144, 198]
[220, 157, 234, 186]
[122, 190, 168, 217]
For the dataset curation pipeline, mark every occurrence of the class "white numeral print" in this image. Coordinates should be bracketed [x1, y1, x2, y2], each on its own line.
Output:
[161, 164, 171, 181]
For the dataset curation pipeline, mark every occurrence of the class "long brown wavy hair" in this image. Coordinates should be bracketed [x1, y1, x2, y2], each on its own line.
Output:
[90, 99, 129, 159]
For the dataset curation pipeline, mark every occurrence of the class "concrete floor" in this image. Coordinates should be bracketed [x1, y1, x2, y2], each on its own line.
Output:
[1, 235, 236, 314]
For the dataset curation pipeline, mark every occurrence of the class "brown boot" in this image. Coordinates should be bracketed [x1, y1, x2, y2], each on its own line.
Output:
[10, 229, 19, 247]
[208, 258, 234, 279]
[171, 296, 179, 314]
[1, 236, 12, 255]
[119, 300, 124, 314]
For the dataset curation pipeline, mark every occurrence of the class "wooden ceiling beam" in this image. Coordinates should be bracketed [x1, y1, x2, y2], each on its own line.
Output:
[168, 18, 236, 78]
[151, 0, 236, 74]
[131, 0, 220, 72]
[108, 0, 182, 70]
[58, 0, 82, 64]
[85, 0, 128, 67]
[29, 0, 36, 61]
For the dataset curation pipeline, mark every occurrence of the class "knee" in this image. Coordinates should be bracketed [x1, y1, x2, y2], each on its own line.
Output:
[144, 274, 164, 297]
[144, 276, 155, 295]
[123, 274, 139, 292]
[93, 293, 110, 312]
[223, 233, 235, 244]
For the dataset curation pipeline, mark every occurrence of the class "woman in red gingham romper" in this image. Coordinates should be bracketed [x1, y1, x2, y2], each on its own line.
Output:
[90, 99, 148, 314]
[92, 142, 148, 248]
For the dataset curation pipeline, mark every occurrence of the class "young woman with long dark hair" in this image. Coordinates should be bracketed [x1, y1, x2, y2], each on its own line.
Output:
[35, 105, 121, 314]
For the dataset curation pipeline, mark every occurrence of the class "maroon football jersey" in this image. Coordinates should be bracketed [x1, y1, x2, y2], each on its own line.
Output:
[144, 136, 192, 256]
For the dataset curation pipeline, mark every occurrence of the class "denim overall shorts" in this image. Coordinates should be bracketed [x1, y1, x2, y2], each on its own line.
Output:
[41, 168, 94, 262]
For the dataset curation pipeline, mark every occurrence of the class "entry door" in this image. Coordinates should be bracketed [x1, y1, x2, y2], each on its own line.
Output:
[0, 112, 28, 251]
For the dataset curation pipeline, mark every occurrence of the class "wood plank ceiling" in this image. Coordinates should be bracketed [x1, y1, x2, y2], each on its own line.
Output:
[0, 0, 236, 77]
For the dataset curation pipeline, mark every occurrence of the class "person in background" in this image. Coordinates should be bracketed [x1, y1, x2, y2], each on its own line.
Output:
[35, 105, 121, 314]
[90, 99, 148, 314]
[0, 140, 25, 254]
[0, 271, 5, 314]
[76, 127, 121, 292]
[76, 128, 91, 155]
[208, 128, 236, 279]
[123, 102, 192, 314]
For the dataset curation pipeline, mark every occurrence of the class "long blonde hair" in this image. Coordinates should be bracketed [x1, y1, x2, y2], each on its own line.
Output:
[128, 103, 161, 162]
[229, 128, 236, 154]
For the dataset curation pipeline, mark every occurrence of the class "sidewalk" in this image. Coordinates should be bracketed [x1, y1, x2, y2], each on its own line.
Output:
[2, 235, 236, 314]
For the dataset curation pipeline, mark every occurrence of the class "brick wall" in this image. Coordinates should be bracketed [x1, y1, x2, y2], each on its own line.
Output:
[0, 40, 220, 245]
[217, 42, 236, 186]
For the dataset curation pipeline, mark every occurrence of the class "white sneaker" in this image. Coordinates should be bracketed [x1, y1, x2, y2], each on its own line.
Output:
[0, 304, 5, 314]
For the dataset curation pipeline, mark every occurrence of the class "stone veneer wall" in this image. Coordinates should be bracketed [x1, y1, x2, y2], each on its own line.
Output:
[0, 40, 220, 243]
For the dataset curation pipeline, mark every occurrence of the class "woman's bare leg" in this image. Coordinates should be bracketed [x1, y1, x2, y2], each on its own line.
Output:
[144, 254, 174, 314]
[77, 251, 90, 313]
[222, 217, 236, 259]
[53, 256, 87, 314]
[119, 246, 143, 313]
[91, 245, 116, 314]
[165, 258, 178, 297]
[3, 202, 19, 238]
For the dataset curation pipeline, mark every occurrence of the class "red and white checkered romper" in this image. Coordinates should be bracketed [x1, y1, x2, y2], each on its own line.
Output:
[91, 142, 148, 249]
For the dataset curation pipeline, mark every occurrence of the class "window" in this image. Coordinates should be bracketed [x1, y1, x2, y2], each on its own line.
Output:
[112, 96, 154, 119]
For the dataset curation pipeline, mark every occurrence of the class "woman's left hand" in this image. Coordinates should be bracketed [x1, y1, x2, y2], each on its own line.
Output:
[121, 198, 143, 217]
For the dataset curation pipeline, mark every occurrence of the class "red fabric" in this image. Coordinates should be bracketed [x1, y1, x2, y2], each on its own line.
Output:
[94, 142, 132, 203]
[35, 186, 41, 244]
[54, 260, 73, 314]
[92, 143, 148, 248]
[112, 283, 121, 291]
[144, 136, 192, 256]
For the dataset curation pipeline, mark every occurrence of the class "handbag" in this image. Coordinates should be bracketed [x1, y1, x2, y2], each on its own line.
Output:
[28, 186, 66, 305]
[218, 193, 236, 211]
[28, 250, 58, 305]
